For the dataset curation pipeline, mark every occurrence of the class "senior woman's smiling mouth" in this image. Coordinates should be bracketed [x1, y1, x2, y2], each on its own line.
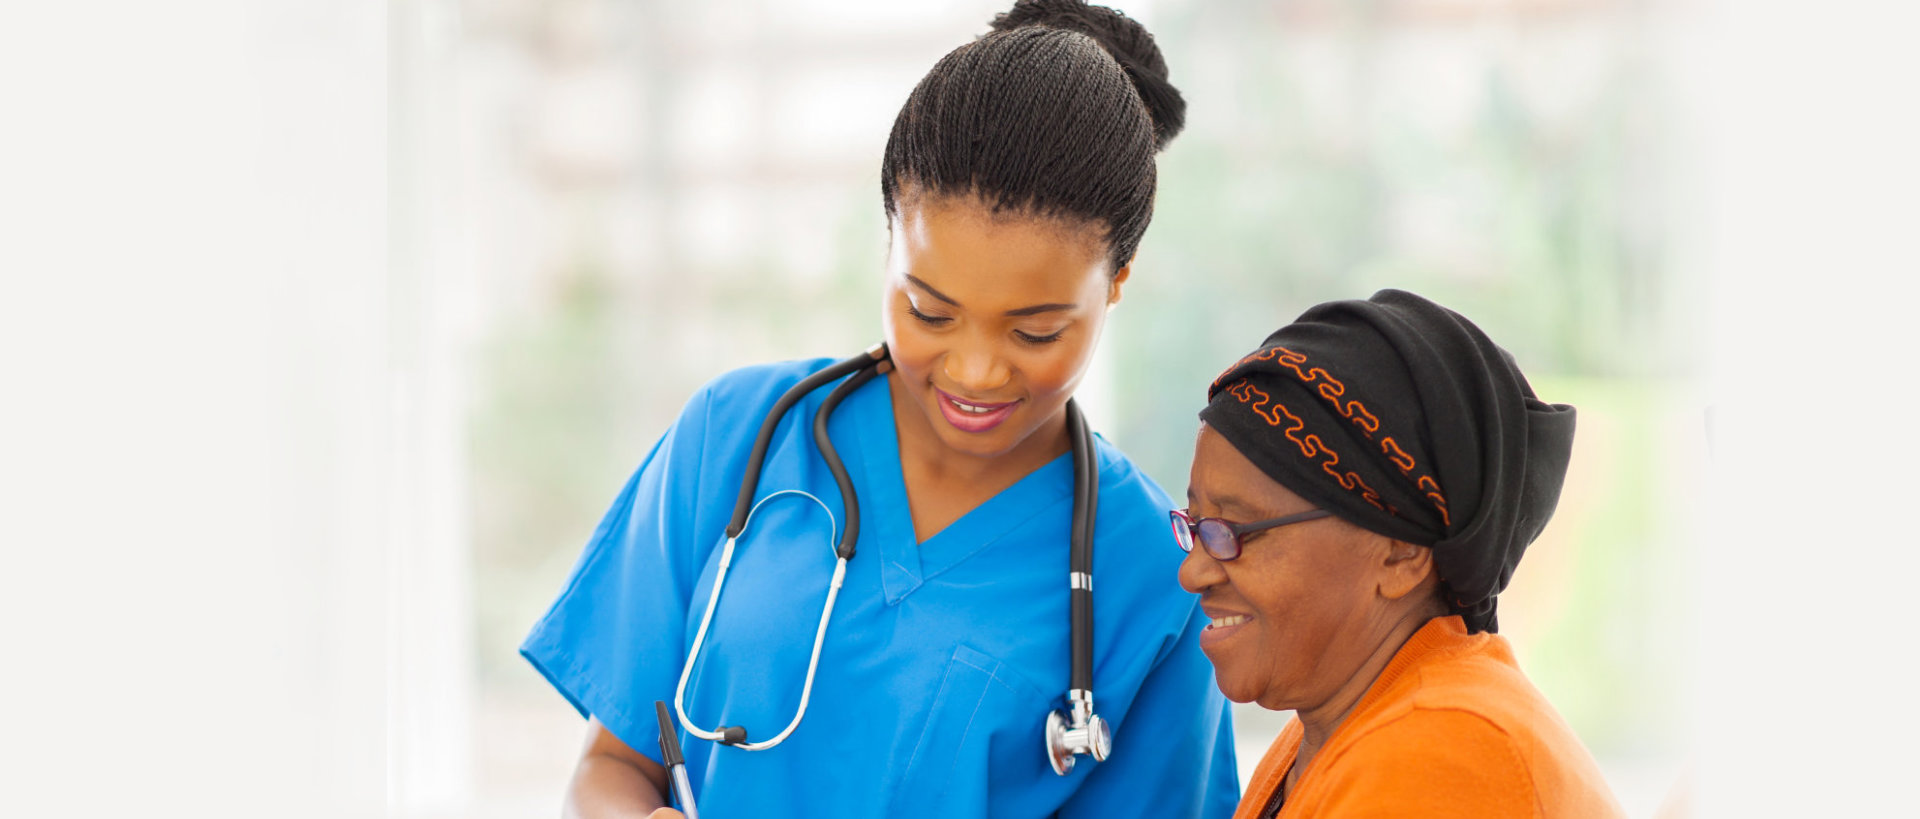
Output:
[1199, 606, 1253, 649]
[1171, 289, 1622, 818]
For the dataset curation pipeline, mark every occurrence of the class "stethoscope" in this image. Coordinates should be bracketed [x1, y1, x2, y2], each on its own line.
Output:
[673, 343, 1111, 775]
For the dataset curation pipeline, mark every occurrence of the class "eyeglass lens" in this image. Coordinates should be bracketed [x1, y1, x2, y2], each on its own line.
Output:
[1170, 511, 1246, 561]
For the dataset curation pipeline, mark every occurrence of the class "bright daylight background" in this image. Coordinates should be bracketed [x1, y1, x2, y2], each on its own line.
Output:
[2, 1, 1916, 818]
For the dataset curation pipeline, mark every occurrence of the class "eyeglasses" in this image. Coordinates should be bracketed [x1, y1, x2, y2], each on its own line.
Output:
[1170, 507, 1333, 561]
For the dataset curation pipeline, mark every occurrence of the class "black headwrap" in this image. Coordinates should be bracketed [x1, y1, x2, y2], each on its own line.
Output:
[1197, 289, 1576, 633]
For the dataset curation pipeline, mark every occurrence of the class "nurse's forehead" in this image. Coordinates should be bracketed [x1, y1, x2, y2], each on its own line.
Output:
[891, 202, 1107, 273]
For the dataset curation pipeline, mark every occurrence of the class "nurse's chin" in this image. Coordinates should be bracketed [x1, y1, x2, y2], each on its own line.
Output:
[926, 411, 1035, 459]
[933, 437, 1028, 465]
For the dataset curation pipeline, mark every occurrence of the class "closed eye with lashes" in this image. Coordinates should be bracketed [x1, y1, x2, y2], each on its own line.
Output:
[906, 296, 1064, 343]
[906, 304, 953, 325]
[1016, 329, 1066, 344]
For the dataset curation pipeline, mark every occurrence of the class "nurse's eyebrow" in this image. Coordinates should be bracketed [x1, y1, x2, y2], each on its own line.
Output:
[903, 274, 960, 306]
[1004, 302, 1076, 317]
[903, 273, 1076, 316]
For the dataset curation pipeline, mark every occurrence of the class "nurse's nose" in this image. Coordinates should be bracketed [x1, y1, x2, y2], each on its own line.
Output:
[941, 341, 1011, 395]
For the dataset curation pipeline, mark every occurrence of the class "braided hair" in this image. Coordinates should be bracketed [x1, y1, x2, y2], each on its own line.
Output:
[880, 0, 1187, 274]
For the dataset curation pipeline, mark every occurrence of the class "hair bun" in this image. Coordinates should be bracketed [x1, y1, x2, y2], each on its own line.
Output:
[989, 0, 1186, 150]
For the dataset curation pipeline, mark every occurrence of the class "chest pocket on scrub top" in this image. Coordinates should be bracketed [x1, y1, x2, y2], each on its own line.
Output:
[890, 644, 1052, 815]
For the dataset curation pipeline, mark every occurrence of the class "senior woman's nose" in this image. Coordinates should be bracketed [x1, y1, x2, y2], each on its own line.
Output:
[1177, 541, 1226, 594]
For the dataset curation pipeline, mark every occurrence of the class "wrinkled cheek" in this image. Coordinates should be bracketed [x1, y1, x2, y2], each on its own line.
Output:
[1245, 626, 1297, 701]
[1199, 636, 1250, 699]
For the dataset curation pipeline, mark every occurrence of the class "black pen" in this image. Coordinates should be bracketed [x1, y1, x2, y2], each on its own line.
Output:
[654, 701, 700, 819]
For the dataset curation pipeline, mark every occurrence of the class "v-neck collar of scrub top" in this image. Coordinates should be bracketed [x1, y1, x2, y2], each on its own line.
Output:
[840, 371, 1078, 606]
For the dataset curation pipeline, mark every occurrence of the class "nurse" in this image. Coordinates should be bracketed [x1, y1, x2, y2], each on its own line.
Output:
[520, 2, 1238, 818]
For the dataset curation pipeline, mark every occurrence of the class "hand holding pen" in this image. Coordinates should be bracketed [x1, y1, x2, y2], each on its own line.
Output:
[655, 701, 700, 819]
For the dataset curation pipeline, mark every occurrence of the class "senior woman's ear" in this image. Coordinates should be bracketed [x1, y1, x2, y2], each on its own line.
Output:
[1375, 539, 1441, 604]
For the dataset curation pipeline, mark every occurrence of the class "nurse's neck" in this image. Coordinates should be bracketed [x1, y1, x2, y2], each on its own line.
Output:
[888, 371, 1073, 543]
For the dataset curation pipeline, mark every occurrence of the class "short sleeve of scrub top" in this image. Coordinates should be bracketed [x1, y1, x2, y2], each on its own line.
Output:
[522, 358, 1240, 819]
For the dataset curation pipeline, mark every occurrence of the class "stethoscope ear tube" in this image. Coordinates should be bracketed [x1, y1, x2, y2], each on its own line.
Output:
[676, 544, 852, 752]
[680, 345, 885, 754]
[725, 346, 886, 540]
[813, 358, 884, 560]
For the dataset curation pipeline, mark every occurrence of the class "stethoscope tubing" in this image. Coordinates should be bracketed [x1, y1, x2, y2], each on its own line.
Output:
[1066, 402, 1097, 695]
[675, 342, 1103, 767]
[676, 345, 883, 751]
[673, 488, 848, 751]
[725, 346, 886, 543]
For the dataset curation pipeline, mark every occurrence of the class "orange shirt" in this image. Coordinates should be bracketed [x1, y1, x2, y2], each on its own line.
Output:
[1233, 616, 1624, 819]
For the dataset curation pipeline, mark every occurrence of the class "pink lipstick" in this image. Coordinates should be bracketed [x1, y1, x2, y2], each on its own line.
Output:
[935, 388, 1020, 433]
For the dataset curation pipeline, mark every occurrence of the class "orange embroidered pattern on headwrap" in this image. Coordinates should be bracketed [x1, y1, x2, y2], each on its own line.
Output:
[1216, 344, 1450, 527]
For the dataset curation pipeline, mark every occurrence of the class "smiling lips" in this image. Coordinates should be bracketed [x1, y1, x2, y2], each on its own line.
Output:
[936, 388, 1020, 433]
[1199, 609, 1252, 650]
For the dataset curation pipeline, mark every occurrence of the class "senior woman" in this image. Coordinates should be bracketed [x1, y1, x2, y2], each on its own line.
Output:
[1175, 289, 1624, 818]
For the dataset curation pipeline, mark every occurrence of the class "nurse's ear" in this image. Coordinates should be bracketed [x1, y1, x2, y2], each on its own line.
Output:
[1107, 262, 1132, 308]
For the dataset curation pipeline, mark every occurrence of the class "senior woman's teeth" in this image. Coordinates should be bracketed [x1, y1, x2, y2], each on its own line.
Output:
[1207, 615, 1249, 630]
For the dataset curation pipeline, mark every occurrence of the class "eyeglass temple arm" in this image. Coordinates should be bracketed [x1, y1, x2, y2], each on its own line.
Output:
[1231, 508, 1333, 535]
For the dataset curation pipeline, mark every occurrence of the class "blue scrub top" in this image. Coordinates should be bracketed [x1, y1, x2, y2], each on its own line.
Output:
[523, 358, 1239, 818]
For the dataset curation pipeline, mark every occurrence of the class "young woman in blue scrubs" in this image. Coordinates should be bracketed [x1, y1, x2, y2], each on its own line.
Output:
[521, 2, 1238, 816]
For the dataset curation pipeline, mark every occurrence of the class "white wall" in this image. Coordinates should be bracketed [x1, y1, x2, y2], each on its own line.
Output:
[1690, 1, 1920, 815]
[0, 3, 395, 816]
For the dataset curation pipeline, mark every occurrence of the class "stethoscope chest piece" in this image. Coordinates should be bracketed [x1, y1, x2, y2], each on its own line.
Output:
[1043, 401, 1108, 776]
[1045, 701, 1111, 776]
[679, 343, 1112, 774]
